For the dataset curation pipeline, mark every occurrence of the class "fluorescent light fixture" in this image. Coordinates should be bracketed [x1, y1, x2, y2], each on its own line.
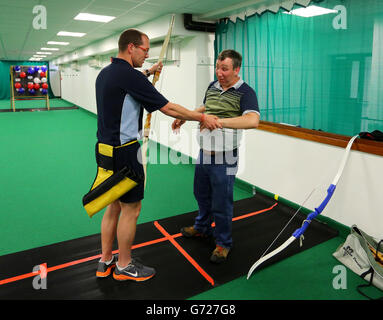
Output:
[34, 55, 47, 58]
[36, 52, 52, 55]
[47, 41, 69, 45]
[284, 5, 337, 17]
[29, 57, 42, 61]
[41, 47, 59, 51]
[74, 13, 115, 23]
[57, 31, 86, 37]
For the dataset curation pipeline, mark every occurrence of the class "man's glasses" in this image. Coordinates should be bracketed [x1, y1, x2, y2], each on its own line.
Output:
[136, 45, 149, 54]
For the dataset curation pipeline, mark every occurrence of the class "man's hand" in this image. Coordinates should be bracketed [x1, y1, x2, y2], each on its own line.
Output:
[201, 114, 222, 131]
[149, 61, 163, 75]
[172, 114, 222, 134]
[172, 119, 186, 134]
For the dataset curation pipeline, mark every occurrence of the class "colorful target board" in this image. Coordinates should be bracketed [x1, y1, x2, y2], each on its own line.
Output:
[10, 65, 50, 111]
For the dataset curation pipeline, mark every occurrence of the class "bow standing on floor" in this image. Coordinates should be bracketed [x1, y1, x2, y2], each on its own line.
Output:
[247, 134, 359, 279]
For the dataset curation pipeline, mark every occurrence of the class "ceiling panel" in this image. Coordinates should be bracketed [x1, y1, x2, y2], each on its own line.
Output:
[86, 2, 141, 14]
[0, 0, 276, 61]
[121, 0, 145, 3]
[184, 1, 222, 14]
[137, 3, 170, 13]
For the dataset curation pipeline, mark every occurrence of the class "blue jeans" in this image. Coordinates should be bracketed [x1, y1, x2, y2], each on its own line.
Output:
[193, 149, 238, 249]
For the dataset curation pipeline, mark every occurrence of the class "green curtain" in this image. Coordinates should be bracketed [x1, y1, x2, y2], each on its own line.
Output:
[215, 0, 383, 136]
[0, 60, 51, 100]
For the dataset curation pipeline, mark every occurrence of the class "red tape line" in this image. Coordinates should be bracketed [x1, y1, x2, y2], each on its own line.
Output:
[0, 203, 277, 286]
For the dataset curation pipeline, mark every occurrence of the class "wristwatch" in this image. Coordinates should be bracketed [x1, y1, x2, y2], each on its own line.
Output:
[144, 69, 151, 77]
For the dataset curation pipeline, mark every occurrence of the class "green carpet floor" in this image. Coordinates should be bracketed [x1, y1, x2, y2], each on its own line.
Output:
[0, 106, 381, 300]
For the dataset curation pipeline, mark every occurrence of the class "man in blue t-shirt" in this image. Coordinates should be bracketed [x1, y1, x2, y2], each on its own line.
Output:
[173, 50, 260, 263]
[95, 29, 221, 282]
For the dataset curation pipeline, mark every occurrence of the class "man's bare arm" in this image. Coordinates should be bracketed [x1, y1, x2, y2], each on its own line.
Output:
[218, 112, 259, 129]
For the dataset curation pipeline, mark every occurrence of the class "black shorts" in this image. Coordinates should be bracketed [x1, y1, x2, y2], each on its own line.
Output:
[113, 141, 144, 203]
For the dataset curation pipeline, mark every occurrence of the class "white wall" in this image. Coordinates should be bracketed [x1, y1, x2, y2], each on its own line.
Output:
[52, 13, 383, 240]
[60, 60, 101, 113]
[239, 130, 383, 239]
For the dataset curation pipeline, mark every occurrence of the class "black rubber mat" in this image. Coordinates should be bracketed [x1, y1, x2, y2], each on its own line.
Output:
[0, 193, 338, 299]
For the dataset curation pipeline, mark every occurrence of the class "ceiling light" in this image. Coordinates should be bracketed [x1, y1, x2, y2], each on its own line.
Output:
[41, 47, 59, 51]
[36, 52, 52, 55]
[284, 5, 337, 17]
[74, 13, 115, 23]
[57, 31, 86, 37]
[47, 41, 69, 45]
[34, 55, 47, 58]
[29, 57, 42, 61]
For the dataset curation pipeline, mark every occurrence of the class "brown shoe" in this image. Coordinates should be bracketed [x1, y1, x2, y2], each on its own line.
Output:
[210, 245, 230, 263]
[181, 226, 209, 238]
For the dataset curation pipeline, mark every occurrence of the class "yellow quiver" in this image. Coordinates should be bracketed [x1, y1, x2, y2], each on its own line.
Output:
[82, 141, 143, 217]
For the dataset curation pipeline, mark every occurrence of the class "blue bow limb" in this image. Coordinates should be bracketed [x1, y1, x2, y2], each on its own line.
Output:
[292, 183, 336, 239]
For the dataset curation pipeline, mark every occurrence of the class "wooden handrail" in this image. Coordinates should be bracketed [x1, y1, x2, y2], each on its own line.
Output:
[258, 121, 383, 157]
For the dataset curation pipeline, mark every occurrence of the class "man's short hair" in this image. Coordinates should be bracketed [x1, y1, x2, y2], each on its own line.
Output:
[217, 49, 242, 69]
[118, 29, 148, 52]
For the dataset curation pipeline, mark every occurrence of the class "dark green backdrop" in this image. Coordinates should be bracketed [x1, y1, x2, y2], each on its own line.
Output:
[215, 0, 383, 136]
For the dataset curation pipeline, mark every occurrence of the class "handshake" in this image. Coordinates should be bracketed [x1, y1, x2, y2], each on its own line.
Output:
[172, 114, 222, 133]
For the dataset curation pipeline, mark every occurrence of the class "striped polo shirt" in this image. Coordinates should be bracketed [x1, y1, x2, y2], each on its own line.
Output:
[197, 79, 260, 151]
[96, 57, 168, 146]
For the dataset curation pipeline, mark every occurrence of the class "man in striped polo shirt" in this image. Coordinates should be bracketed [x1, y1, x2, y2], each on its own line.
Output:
[174, 49, 260, 263]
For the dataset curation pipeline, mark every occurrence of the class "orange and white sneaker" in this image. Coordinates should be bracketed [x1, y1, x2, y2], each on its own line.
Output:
[96, 254, 118, 278]
[113, 258, 155, 282]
